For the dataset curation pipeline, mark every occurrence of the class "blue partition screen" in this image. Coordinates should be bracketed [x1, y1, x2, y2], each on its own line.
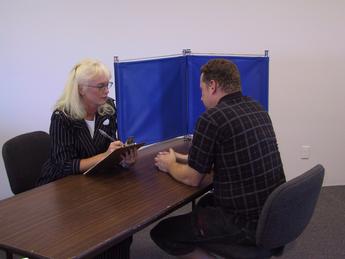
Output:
[187, 55, 269, 133]
[115, 55, 269, 144]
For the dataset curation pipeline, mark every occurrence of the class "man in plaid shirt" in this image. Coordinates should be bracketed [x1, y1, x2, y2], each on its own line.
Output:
[151, 59, 286, 259]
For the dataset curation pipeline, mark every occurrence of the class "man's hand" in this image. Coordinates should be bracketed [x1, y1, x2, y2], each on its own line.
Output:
[154, 148, 177, 173]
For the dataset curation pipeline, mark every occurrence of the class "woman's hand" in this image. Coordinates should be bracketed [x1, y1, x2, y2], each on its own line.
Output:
[81, 140, 124, 173]
[120, 148, 138, 168]
[107, 140, 124, 154]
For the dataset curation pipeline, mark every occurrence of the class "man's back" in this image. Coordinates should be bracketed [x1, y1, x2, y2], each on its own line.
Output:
[189, 92, 286, 231]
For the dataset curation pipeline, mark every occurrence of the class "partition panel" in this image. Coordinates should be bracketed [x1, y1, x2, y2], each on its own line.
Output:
[115, 54, 269, 144]
[115, 57, 187, 144]
[187, 55, 269, 133]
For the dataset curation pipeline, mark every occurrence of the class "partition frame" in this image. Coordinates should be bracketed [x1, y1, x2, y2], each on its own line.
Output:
[114, 51, 269, 144]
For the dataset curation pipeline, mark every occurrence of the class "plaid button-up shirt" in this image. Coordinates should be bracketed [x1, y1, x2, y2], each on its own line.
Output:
[188, 92, 286, 231]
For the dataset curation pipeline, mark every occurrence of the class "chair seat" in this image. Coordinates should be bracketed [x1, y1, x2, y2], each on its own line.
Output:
[201, 164, 324, 259]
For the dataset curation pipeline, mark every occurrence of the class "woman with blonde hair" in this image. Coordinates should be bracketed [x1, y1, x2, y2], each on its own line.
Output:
[37, 58, 136, 258]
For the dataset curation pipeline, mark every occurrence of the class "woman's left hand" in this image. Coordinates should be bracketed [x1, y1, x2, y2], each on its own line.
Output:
[120, 148, 138, 168]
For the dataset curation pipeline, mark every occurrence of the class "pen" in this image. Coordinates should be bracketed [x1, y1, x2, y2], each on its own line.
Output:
[98, 129, 116, 142]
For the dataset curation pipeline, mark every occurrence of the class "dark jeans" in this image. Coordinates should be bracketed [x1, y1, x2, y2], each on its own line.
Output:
[150, 193, 255, 256]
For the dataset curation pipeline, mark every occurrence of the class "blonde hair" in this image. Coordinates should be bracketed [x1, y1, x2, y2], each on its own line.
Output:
[55, 59, 115, 120]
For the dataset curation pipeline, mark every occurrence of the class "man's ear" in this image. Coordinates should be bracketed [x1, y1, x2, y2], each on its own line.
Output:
[208, 80, 217, 94]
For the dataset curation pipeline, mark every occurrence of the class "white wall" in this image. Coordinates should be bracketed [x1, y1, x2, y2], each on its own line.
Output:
[1, 0, 344, 199]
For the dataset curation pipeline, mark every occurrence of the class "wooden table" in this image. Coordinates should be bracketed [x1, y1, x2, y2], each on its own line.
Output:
[0, 137, 212, 259]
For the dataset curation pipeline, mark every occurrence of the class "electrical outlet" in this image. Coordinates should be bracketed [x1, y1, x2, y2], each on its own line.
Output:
[300, 145, 311, 159]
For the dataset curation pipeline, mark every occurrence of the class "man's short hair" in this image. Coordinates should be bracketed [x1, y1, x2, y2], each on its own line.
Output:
[201, 59, 242, 93]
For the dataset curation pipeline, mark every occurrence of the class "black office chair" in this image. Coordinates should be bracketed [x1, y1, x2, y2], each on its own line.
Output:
[2, 131, 50, 194]
[201, 164, 325, 259]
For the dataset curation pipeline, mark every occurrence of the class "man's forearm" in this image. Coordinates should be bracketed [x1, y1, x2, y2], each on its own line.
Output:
[175, 152, 188, 164]
[168, 162, 204, 187]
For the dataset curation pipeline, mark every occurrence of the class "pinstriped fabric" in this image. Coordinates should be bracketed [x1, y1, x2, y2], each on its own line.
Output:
[36, 98, 117, 185]
[36, 98, 133, 258]
[188, 92, 286, 232]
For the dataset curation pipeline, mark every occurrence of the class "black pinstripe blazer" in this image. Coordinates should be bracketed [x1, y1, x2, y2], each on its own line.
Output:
[37, 98, 117, 185]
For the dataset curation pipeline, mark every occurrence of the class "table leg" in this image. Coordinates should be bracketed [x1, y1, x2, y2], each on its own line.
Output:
[6, 250, 13, 259]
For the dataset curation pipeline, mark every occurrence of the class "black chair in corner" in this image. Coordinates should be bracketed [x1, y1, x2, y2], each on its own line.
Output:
[201, 164, 325, 259]
[2, 131, 50, 194]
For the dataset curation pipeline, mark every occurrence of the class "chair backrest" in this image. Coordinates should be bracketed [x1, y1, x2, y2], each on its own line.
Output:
[2, 131, 50, 194]
[256, 164, 325, 249]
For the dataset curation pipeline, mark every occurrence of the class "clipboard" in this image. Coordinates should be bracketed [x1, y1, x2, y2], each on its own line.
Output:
[83, 142, 145, 175]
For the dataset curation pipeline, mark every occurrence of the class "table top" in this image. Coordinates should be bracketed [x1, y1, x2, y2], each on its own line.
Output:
[0, 137, 212, 259]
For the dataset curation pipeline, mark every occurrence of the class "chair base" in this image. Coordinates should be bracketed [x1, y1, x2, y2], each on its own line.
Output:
[201, 243, 284, 259]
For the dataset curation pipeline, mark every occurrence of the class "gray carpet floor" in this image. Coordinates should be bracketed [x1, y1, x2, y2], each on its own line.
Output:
[1, 186, 344, 259]
[131, 186, 345, 259]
